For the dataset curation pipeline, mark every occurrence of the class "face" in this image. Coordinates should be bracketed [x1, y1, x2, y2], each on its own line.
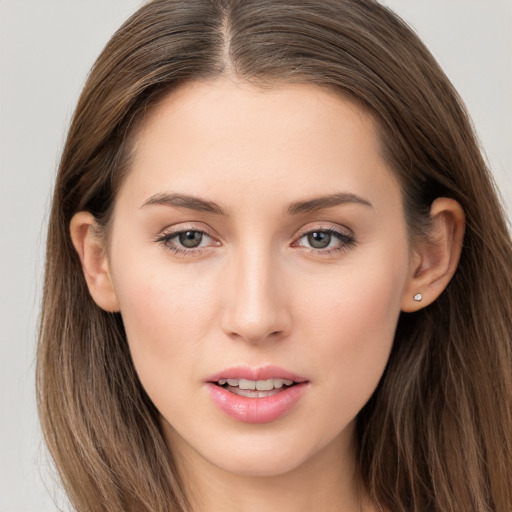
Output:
[106, 78, 413, 478]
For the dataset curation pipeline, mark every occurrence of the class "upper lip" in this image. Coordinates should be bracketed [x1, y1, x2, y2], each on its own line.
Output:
[206, 365, 308, 383]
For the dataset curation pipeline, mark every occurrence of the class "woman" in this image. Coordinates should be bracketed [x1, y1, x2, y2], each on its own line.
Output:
[37, 0, 512, 511]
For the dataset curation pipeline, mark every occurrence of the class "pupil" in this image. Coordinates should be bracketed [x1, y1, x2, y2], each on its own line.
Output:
[179, 231, 202, 248]
[308, 231, 331, 249]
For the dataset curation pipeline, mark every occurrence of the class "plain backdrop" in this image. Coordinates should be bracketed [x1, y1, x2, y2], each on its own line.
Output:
[0, 1, 511, 511]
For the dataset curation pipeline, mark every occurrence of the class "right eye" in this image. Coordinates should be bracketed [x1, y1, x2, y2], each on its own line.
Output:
[156, 228, 219, 256]
[174, 230, 208, 248]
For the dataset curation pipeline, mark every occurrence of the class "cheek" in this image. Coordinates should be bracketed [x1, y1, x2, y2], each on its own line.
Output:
[294, 249, 407, 421]
[298, 241, 406, 333]
[110, 255, 221, 380]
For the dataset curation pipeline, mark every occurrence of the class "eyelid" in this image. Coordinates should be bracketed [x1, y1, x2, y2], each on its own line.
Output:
[156, 222, 219, 239]
[294, 222, 354, 239]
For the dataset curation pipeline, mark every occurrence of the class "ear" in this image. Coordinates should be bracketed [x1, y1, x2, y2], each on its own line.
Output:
[401, 198, 465, 312]
[69, 211, 120, 312]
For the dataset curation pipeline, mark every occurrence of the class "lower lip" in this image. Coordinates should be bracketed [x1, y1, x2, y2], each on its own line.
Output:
[206, 382, 308, 424]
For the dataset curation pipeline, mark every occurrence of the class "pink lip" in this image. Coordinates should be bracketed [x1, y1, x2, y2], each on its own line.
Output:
[206, 365, 308, 383]
[205, 365, 309, 424]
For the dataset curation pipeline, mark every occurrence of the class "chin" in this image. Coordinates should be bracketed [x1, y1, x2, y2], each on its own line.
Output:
[183, 421, 348, 480]
[208, 445, 314, 478]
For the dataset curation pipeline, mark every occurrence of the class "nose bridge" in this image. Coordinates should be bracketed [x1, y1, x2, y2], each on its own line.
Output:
[221, 242, 290, 343]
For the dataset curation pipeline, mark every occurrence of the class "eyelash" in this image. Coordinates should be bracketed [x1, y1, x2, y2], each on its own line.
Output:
[155, 226, 355, 257]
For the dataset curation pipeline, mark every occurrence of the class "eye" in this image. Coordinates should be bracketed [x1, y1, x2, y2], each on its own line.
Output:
[155, 228, 219, 255]
[306, 231, 333, 249]
[295, 227, 355, 254]
[176, 230, 207, 248]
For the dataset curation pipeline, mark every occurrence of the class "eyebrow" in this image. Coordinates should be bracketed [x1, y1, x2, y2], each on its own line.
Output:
[287, 192, 373, 215]
[141, 193, 227, 215]
[140, 191, 373, 216]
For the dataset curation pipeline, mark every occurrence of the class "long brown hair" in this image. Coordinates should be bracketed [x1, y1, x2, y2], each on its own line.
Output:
[37, 1, 512, 511]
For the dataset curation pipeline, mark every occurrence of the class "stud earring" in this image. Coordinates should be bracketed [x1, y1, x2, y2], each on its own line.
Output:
[413, 293, 422, 302]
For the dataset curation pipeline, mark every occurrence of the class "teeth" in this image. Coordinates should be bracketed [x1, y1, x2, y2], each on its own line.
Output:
[217, 378, 295, 390]
[239, 379, 256, 390]
[274, 379, 284, 388]
[255, 378, 274, 391]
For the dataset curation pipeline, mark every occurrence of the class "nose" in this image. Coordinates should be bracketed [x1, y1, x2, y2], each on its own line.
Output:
[220, 247, 292, 344]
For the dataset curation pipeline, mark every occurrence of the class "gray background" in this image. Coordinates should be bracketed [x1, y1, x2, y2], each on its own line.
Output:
[1, 1, 511, 510]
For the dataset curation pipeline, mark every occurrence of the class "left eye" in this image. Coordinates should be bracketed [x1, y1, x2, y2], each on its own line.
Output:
[297, 229, 353, 250]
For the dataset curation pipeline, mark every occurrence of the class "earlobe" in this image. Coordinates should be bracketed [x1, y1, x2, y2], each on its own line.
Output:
[401, 198, 465, 312]
[69, 211, 120, 312]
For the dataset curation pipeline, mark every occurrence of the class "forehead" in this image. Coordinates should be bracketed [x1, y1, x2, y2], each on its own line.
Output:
[134, 78, 378, 160]
[120, 77, 401, 216]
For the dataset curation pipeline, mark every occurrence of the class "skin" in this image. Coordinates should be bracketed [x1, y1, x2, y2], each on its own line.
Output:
[71, 77, 465, 512]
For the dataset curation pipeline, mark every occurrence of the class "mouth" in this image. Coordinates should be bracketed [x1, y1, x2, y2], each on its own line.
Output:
[205, 366, 309, 423]
[214, 378, 297, 398]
